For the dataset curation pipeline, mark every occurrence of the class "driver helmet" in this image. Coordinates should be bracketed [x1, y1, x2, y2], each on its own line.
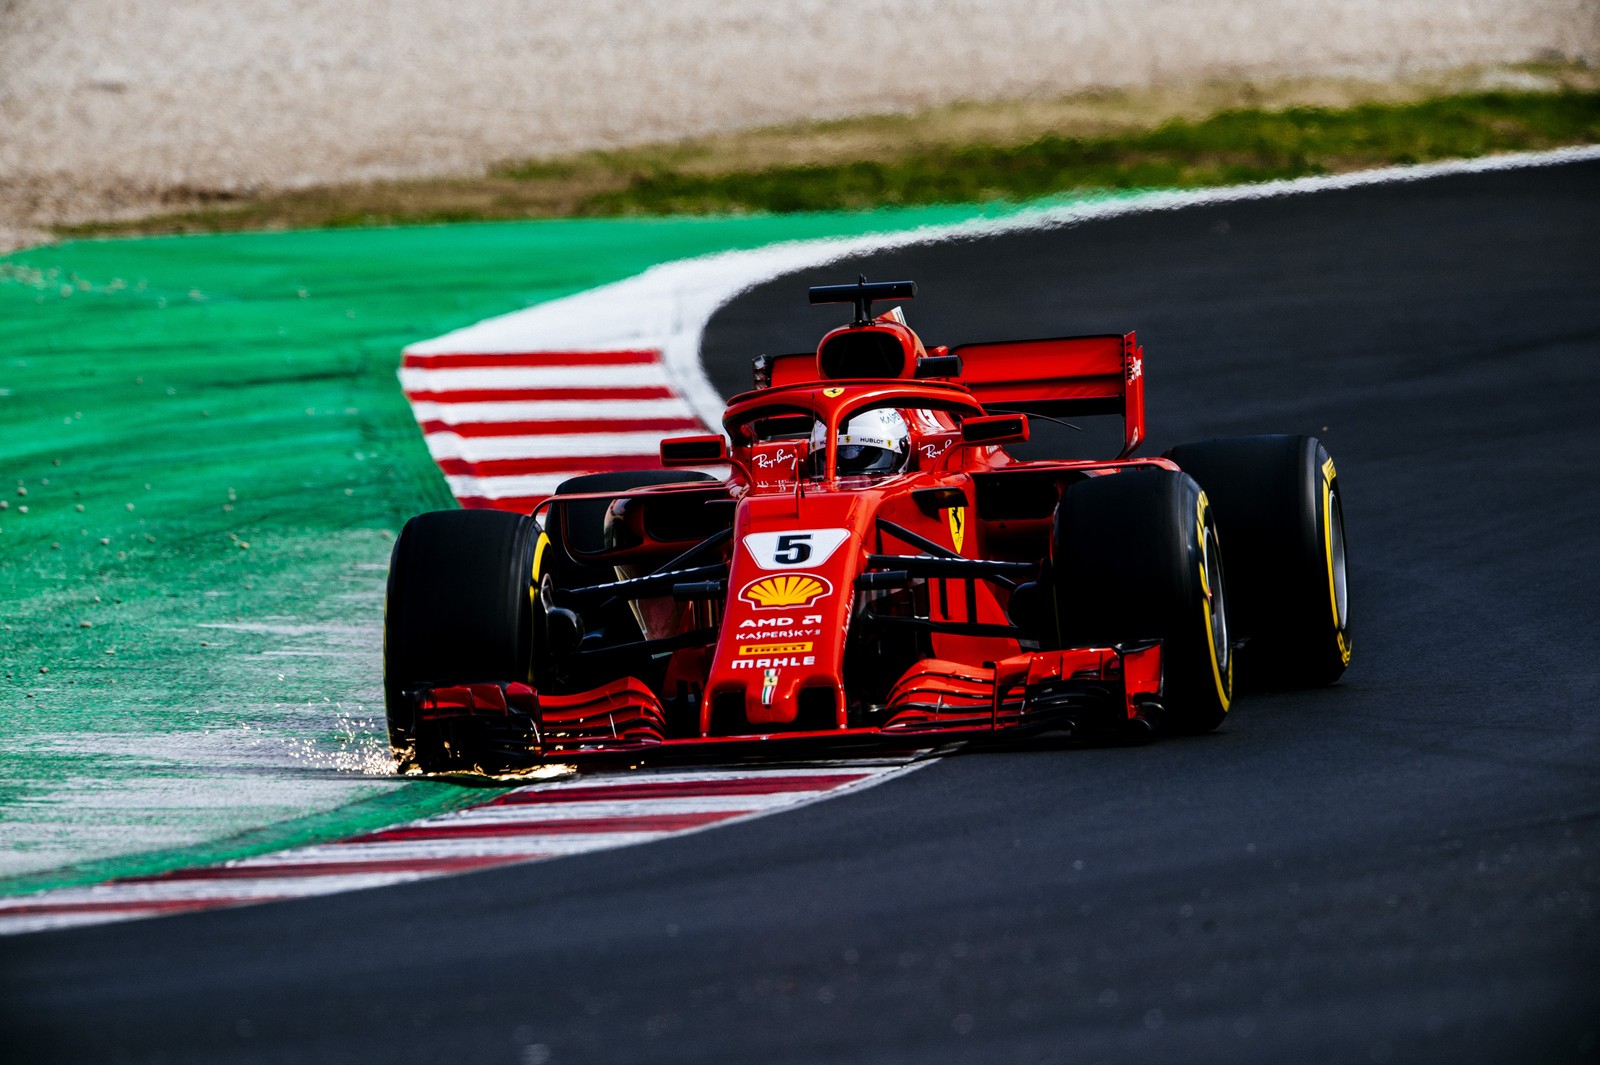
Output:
[811, 407, 910, 477]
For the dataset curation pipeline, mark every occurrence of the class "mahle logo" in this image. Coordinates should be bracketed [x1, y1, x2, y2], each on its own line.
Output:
[740, 574, 832, 609]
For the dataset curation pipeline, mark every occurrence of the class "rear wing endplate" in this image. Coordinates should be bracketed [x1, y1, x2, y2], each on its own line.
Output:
[949, 332, 1145, 456]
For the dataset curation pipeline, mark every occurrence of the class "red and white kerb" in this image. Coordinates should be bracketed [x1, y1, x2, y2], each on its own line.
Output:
[399, 347, 717, 512]
[0, 762, 922, 936]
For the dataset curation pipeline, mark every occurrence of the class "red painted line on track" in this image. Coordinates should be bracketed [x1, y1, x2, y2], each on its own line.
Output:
[3, 898, 291, 918]
[457, 495, 548, 510]
[347, 811, 743, 843]
[489, 773, 871, 805]
[434, 453, 674, 477]
[405, 386, 678, 404]
[124, 855, 527, 882]
[402, 350, 661, 370]
[422, 417, 701, 438]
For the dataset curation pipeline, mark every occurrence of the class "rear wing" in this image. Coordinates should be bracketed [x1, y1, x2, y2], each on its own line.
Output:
[949, 332, 1145, 456]
[752, 331, 1146, 457]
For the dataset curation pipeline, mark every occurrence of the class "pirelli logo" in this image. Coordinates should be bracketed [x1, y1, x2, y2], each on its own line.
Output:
[738, 642, 814, 656]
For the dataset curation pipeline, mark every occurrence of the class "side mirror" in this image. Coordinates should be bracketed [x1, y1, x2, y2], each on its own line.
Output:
[960, 414, 1029, 446]
[660, 434, 729, 466]
[914, 354, 963, 379]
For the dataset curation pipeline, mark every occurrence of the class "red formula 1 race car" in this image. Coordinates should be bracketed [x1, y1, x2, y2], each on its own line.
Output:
[383, 279, 1351, 773]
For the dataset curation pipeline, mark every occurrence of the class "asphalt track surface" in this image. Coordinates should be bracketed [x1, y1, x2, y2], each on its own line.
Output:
[3, 160, 1597, 1064]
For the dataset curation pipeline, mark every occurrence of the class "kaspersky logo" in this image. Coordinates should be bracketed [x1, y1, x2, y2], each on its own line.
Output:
[739, 574, 833, 609]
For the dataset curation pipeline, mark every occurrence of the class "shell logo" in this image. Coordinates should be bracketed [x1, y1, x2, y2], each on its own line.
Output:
[740, 574, 832, 609]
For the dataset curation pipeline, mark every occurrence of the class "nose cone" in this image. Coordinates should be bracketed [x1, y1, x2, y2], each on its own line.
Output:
[702, 493, 868, 733]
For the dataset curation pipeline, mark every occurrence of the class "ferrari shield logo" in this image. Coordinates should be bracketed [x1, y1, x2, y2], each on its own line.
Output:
[761, 668, 780, 706]
[946, 507, 966, 554]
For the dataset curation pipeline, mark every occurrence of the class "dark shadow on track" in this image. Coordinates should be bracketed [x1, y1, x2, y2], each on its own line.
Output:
[4, 161, 1597, 1065]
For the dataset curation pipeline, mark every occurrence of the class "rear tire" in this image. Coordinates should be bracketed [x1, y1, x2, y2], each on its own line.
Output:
[1048, 469, 1233, 734]
[1165, 435, 1350, 688]
[383, 509, 538, 772]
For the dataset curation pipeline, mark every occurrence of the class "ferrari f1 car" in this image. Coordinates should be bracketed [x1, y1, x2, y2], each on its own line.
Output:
[384, 279, 1351, 772]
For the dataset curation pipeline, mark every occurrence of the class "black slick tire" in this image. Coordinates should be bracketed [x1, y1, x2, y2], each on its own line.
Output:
[383, 509, 539, 772]
[1049, 468, 1233, 734]
[1164, 435, 1350, 688]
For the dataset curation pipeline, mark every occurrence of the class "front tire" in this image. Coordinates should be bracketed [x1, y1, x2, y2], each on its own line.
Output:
[383, 509, 538, 772]
[1049, 469, 1233, 734]
[1165, 435, 1350, 688]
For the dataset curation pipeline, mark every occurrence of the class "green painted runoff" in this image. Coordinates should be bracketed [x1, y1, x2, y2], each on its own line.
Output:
[0, 205, 1012, 895]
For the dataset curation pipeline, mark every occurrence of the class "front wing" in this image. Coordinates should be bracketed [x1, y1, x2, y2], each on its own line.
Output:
[401, 642, 1164, 768]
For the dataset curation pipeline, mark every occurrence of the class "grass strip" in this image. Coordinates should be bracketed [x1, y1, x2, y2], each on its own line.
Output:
[583, 90, 1600, 214]
[55, 88, 1600, 237]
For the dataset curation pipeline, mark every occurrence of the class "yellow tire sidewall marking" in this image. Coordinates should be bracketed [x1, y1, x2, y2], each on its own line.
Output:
[528, 530, 552, 683]
[1320, 457, 1352, 665]
[1196, 491, 1231, 712]
[531, 531, 551, 597]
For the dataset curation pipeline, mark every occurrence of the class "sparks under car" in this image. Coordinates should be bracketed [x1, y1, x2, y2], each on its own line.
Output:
[383, 279, 1350, 772]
